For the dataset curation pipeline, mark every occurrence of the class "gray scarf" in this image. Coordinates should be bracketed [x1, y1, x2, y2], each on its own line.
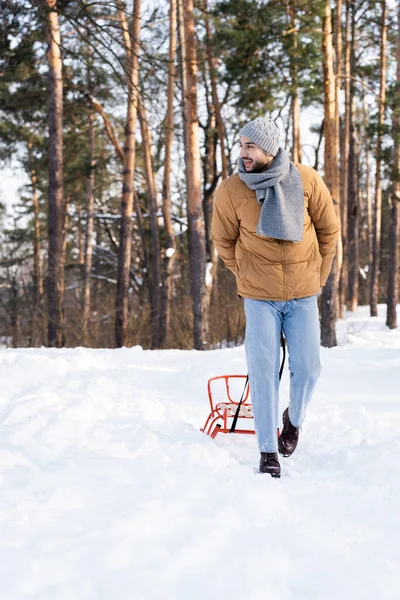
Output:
[238, 148, 304, 242]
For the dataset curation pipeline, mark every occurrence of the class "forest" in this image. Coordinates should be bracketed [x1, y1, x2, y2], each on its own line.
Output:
[0, 0, 398, 350]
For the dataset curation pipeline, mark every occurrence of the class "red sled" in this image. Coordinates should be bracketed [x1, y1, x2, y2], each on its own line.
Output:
[200, 335, 286, 439]
[200, 375, 255, 438]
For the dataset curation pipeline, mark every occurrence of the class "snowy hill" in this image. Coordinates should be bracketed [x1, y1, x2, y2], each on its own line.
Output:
[1, 305, 400, 600]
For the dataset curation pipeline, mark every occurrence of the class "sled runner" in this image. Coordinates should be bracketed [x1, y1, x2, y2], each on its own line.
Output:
[201, 335, 286, 439]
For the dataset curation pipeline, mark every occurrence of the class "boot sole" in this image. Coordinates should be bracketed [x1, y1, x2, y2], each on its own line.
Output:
[259, 470, 281, 478]
[278, 441, 296, 458]
[278, 439, 293, 457]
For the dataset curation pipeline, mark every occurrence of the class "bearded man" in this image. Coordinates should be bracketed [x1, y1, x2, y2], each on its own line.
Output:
[211, 117, 339, 478]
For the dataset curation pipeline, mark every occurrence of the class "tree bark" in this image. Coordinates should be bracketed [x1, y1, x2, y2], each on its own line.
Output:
[138, 97, 161, 349]
[87, 94, 124, 162]
[288, 0, 302, 163]
[115, 0, 141, 347]
[290, 92, 301, 163]
[10, 272, 19, 348]
[387, 189, 400, 329]
[320, 0, 342, 348]
[27, 140, 45, 345]
[200, 42, 220, 344]
[361, 88, 373, 269]
[386, 0, 400, 329]
[180, 0, 208, 349]
[82, 111, 96, 346]
[44, 0, 64, 347]
[335, 0, 343, 319]
[77, 198, 84, 265]
[59, 192, 69, 346]
[202, 97, 218, 264]
[159, 0, 177, 349]
[370, 0, 387, 316]
[339, 0, 351, 316]
[346, 13, 359, 312]
[203, 0, 228, 179]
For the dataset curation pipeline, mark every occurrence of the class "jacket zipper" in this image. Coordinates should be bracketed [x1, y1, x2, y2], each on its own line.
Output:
[280, 240, 287, 301]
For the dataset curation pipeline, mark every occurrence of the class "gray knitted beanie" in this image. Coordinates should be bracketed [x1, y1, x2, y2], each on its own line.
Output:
[239, 117, 281, 156]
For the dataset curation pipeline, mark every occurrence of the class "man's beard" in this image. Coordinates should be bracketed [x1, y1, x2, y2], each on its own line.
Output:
[243, 158, 269, 173]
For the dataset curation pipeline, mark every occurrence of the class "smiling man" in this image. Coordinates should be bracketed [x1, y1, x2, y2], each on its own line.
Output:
[211, 117, 339, 478]
[241, 138, 275, 172]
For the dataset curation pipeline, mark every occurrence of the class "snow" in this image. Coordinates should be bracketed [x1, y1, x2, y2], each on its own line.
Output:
[205, 261, 213, 287]
[1, 304, 400, 599]
[165, 247, 176, 258]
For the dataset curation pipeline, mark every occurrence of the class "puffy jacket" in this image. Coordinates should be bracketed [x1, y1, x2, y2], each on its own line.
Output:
[211, 163, 339, 301]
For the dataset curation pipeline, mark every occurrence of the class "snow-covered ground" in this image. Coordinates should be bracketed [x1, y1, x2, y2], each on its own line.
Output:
[1, 305, 400, 600]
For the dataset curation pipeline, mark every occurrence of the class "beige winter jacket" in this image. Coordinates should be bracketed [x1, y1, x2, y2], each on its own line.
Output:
[211, 163, 339, 301]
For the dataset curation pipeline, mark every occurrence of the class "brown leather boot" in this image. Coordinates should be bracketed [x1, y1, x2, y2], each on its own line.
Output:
[259, 452, 281, 478]
[278, 407, 299, 457]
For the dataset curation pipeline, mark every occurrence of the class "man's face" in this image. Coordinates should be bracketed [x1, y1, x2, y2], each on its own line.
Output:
[239, 136, 274, 172]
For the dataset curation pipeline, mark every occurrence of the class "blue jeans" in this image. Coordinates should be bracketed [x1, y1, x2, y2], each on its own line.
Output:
[244, 296, 322, 452]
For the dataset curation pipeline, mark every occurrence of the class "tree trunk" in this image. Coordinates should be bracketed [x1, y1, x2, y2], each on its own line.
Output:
[93, 148, 104, 308]
[200, 44, 220, 344]
[116, 1, 153, 339]
[370, 0, 387, 316]
[290, 92, 301, 163]
[313, 123, 324, 171]
[159, 0, 177, 349]
[58, 192, 69, 346]
[339, 0, 351, 316]
[335, 0, 342, 142]
[9, 272, 19, 348]
[177, 0, 187, 148]
[334, 0, 342, 319]
[115, 0, 141, 347]
[346, 1, 359, 311]
[94, 218, 102, 309]
[44, 0, 64, 347]
[134, 190, 150, 289]
[77, 200, 85, 265]
[138, 97, 161, 349]
[82, 111, 96, 346]
[180, 0, 208, 349]
[356, 81, 371, 307]
[362, 88, 373, 269]
[27, 140, 45, 345]
[288, 0, 301, 163]
[320, 0, 341, 348]
[202, 103, 217, 264]
[386, 0, 400, 329]
[203, 0, 228, 179]
[387, 190, 400, 329]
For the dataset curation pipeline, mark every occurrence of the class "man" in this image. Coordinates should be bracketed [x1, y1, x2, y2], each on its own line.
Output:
[211, 117, 339, 478]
